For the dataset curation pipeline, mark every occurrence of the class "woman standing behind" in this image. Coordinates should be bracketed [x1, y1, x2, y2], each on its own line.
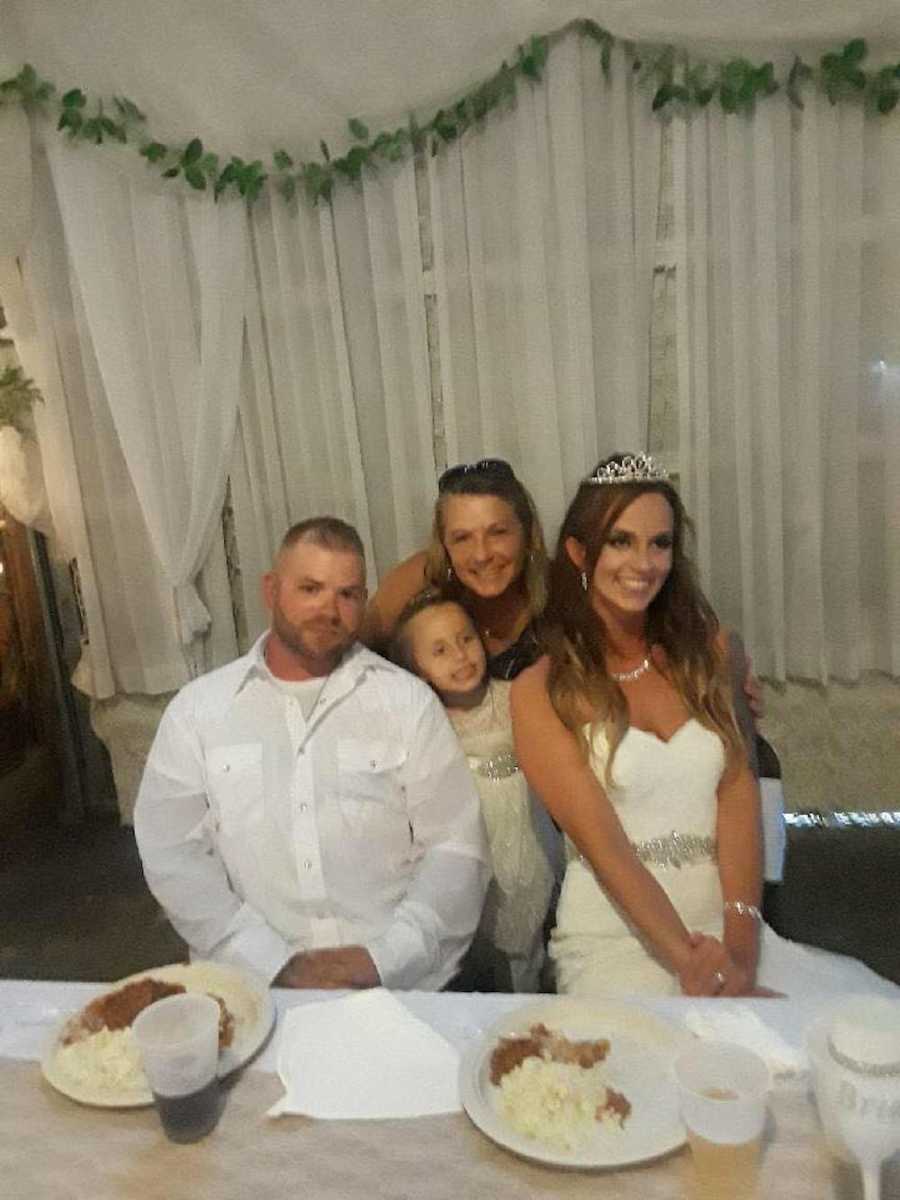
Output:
[363, 459, 547, 680]
[512, 452, 761, 997]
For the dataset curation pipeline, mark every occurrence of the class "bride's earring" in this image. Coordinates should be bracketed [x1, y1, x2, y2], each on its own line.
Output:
[580, 571, 588, 592]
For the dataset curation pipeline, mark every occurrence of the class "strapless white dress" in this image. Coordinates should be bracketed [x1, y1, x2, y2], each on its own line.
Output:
[551, 720, 898, 999]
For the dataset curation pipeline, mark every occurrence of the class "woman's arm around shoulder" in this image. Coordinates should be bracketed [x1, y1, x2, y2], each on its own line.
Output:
[361, 550, 430, 651]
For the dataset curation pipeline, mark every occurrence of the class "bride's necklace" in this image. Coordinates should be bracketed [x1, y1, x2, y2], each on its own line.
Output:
[609, 656, 652, 684]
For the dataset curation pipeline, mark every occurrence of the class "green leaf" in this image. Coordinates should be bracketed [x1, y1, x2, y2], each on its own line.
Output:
[408, 112, 425, 152]
[81, 117, 102, 143]
[301, 161, 332, 204]
[758, 62, 778, 95]
[787, 56, 811, 108]
[200, 152, 219, 173]
[57, 108, 82, 134]
[319, 139, 331, 162]
[720, 85, 738, 114]
[843, 39, 867, 64]
[335, 145, 369, 180]
[184, 165, 206, 190]
[277, 174, 297, 202]
[183, 137, 203, 164]
[433, 109, 458, 142]
[113, 96, 146, 123]
[214, 162, 237, 198]
[652, 82, 674, 111]
[519, 53, 538, 82]
[140, 141, 168, 163]
[348, 117, 369, 142]
[62, 88, 86, 108]
[531, 36, 549, 69]
[877, 88, 899, 113]
[273, 148, 293, 171]
[162, 165, 180, 179]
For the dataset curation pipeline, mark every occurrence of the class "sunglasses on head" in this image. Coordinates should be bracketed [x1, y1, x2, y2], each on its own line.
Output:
[438, 458, 515, 491]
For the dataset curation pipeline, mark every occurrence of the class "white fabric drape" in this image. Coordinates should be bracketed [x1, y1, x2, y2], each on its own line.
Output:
[3, 146, 240, 696]
[673, 93, 900, 682]
[47, 141, 246, 654]
[428, 36, 662, 547]
[228, 159, 434, 643]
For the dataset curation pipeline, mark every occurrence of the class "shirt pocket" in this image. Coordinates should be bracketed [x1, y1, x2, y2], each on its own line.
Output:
[206, 743, 264, 836]
[336, 738, 408, 830]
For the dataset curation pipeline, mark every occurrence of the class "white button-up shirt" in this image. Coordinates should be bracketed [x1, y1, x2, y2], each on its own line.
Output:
[134, 636, 490, 989]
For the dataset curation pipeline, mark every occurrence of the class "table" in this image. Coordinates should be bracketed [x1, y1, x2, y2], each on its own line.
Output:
[0, 982, 897, 1200]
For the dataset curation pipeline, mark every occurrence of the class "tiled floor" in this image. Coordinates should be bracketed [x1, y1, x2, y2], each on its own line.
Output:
[0, 818, 186, 982]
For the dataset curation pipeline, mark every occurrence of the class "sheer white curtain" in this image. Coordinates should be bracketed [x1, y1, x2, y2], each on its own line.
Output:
[3, 145, 239, 696]
[46, 141, 245, 661]
[229, 158, 435, 642]
[428, 34, 662, 547]
[673, 93, 900, 682]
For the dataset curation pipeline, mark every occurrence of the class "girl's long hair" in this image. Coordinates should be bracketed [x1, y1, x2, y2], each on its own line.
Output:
[543, 457, 744, 784]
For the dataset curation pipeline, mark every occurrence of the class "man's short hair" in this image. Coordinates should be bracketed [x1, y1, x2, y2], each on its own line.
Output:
[279, 516, 365, 561]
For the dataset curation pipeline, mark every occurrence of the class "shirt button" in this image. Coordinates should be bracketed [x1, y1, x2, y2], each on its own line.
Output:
[304, 858, 313, 871]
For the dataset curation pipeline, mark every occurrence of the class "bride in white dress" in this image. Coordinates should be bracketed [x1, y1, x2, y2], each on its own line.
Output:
[512, 453, 897, 1000]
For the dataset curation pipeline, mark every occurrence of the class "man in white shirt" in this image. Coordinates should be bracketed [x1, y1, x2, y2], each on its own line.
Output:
[134, 517, 490, 990]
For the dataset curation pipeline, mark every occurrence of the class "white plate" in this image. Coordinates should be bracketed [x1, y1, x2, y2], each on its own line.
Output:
[459, 997, 694, 1169]
[42, 961, 275, 1108]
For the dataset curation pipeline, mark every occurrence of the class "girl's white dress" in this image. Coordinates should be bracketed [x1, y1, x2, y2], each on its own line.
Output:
[450, 680, 558, 991]
[551, 719, 898, 999]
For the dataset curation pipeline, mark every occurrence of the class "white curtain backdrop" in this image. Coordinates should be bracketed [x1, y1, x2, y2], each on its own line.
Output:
[3, 147, 238, 696]
[227, 157, 433, 641]
[3, 23, 898, 694]
[428, 36, 662, 547]
[47, 141, 246, 654]
[673, 92, 900, 682]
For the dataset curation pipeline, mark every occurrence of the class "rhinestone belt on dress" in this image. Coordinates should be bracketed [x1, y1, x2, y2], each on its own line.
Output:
[572, 830, 717, 869]
[631, 830, 717, 869]
[467, 750, 521, 780]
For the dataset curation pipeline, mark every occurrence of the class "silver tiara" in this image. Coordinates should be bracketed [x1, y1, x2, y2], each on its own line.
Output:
[583, 453, 669, 486]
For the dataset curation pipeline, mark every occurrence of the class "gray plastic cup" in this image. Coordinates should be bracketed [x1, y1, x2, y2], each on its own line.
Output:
[131, 992, 222, 1143]
[674, 1041, 770, 1200]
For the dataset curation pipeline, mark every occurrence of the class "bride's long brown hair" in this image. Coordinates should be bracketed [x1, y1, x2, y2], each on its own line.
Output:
[543, 456, 745, 784]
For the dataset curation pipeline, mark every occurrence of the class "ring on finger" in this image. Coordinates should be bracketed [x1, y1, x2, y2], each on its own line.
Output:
[713, 969, 726, 993]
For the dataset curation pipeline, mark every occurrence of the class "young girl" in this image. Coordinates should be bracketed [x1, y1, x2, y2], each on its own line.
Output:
[391, 591, 558, 991]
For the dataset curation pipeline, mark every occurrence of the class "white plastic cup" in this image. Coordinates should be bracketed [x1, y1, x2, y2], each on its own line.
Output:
[674, 1041, 771, 1200]
[131, 993, 222, 1143]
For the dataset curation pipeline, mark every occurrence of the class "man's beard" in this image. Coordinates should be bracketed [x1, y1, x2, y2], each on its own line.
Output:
[270, 607, 356, 672]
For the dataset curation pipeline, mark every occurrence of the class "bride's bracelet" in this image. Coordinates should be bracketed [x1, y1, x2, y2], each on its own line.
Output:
[724, 900, 762, 921]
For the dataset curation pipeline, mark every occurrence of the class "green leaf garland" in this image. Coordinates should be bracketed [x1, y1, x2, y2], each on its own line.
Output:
[0, 367, 43, 436]
[1, 20, 899, 208]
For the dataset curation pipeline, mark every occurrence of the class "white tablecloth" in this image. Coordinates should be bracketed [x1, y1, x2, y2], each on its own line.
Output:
[0, 977, 822, 1069]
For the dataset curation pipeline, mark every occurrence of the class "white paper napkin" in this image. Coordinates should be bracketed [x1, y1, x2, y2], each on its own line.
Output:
[268, 989, 461, 1119]
[683, 1005, 806, 1077]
